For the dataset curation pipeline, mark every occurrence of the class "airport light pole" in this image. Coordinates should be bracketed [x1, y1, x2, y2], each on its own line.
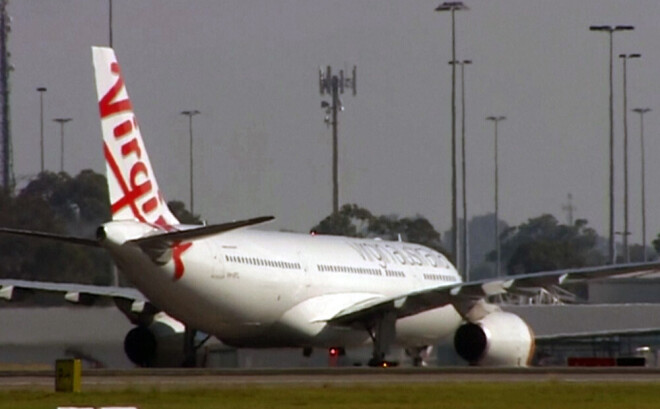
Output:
[0, 1, 11, 193]
[619, 53, 640, 263]
[37, 87, 46, 173]
[53, 118, 72, 173]
[181, 110, 200, 216]
[436, 1, 468, 265]
[614, 231, 631, 262]
[449, 59, 471, 279]
[562, 193, 576, 226]
[109, 0, 113, 47]
[633, 107, 651, 261]
[487, 115, 505, 277]
[589, 24, 634, 264]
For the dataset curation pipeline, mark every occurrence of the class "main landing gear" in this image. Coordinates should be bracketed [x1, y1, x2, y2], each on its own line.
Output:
[182, 327, 210, 367]
[365, 311, 399, 368]
[405, 346, 431, 367]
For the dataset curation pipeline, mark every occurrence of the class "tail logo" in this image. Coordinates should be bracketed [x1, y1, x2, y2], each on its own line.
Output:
[172, 241, 193, 281]
[99, 62, 133, 118]
[100, 61, 162, 223]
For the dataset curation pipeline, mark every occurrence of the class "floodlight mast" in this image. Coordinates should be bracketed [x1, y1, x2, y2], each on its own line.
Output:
[53, 117, 72, 173]
[619, 53, 640, 262]
[0, 0, 11, 193]
[633, 107, 651, 261]
[589, 24, 634, 264]
[37, 87, 47, 173]
[436, 2, 468, 265]
[181, 110, 200, 216]
[319, 65, 356, 215]
[486, 115, 505, 278]
[562, 193, 576, 226]
[108, 0, 113, 47]
[449, 59, 472, 279]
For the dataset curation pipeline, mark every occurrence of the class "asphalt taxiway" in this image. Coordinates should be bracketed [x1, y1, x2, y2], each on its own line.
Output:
[2, 368, 660, 390]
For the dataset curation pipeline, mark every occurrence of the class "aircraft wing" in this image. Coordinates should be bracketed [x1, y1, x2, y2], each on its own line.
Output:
[327, 261, 660, 327]
[535, 327, 660, 342]
[0, 279, 158, 324]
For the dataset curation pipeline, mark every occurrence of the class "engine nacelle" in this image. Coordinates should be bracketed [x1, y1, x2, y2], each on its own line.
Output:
[453, 311, 534, 367]
[124, 312, 186, 367]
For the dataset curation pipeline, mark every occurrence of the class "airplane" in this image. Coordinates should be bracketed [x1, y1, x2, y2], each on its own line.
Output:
[1, 46, 659, 368]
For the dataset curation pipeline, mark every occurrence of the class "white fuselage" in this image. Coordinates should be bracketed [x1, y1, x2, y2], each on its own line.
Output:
[102, 222, 464, 349]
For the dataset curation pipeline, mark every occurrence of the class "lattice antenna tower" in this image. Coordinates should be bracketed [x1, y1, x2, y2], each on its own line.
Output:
[319, 65, 356, 214]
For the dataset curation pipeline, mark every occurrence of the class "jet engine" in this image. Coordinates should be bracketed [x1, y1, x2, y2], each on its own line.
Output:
[453, 311, 535, 367]
[124, 313, 186, 367]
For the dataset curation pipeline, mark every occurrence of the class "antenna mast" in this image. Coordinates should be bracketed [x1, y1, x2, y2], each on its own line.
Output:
[319, 65, 356, 214]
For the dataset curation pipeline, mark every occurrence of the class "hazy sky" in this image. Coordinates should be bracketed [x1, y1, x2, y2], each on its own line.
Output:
[8, 1, 660, 247]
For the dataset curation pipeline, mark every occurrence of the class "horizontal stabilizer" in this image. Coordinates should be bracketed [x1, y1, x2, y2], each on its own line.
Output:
[0, 227, 99, 247]
[131, 216, 275, 246]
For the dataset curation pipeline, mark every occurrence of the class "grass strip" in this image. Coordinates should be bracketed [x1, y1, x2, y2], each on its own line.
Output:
[1, 382, 660, 409]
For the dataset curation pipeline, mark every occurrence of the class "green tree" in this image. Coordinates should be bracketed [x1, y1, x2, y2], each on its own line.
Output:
[311, 204, 445, 253]
[0, 171, 203, 289]
[627, 243, 656, 263]
[0, 171, 112, 285]
[490, 214, 604, 275]
[650, 236, 660, 260]
[167, 200, 202, 225]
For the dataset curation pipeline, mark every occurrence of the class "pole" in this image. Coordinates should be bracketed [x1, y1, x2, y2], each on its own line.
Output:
[640, 110, 647, 261]
[590, 25, 634, 264]
[460, 61, 471, 280]
[436, 1, 468, 264]
[487, 116, 505, 277]
[189, 114, 193, 215]
[622, 55, 629, 262]
[619, 53, 640, 263]
[109, 0, 113, 48]
[0, 0, 11, 193]
[60, 122, 63, 173]
[181, 110, 200, 215]
[607, 30, 615, 264]
[634, 108, 651, 261]
[563, 193, 576, 225]
[37, 87, 46, 173]
[332, 76, 339, 215]
[319, 66, 356, 215]
[53, 118, 72, 173]
[494, 119, 500, 277]
[450, 8, 458, 264]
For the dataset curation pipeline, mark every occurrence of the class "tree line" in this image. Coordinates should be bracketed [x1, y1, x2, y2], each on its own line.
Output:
[0, 170, 199, 286]
[0, 170, 656, 287]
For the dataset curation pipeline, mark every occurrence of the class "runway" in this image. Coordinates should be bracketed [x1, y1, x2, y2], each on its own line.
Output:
[3, 367, 660, 390]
